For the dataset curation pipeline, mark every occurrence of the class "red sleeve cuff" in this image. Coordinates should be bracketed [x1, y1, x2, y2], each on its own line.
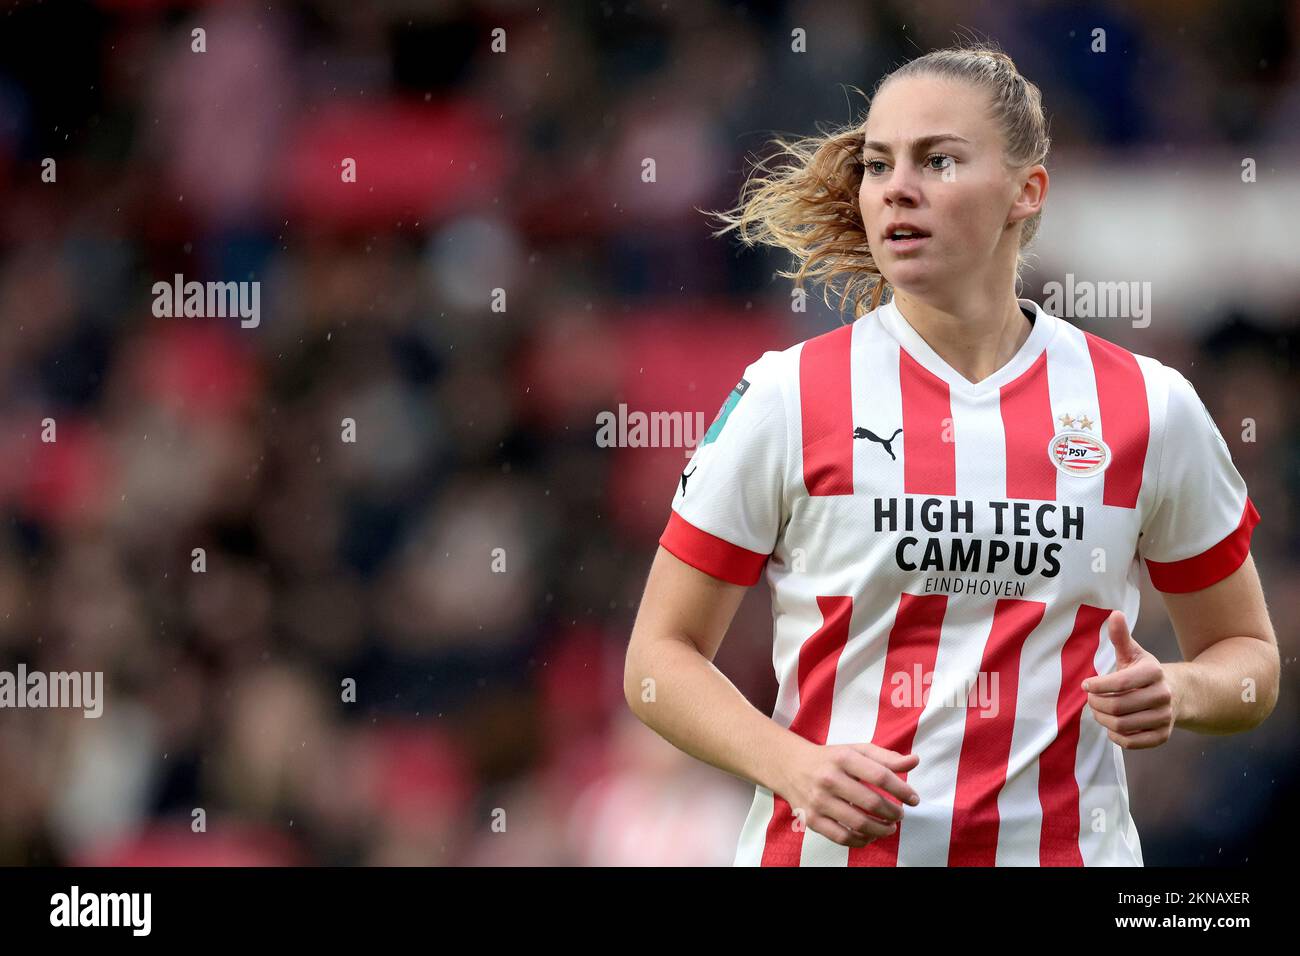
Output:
[1145, 497, 1260, 593]
[658, 510, 770, 586]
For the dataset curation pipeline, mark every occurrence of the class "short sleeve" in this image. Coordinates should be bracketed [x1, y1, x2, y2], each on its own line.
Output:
[657, 350, 789, 586]
[1138, 366, 1260, 593]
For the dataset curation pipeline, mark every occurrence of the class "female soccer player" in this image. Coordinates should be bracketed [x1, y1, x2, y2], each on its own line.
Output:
[623, 42, 1279, 866]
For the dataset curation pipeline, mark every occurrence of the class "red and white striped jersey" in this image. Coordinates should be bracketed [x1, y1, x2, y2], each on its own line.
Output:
[658, 296, 1259, 867]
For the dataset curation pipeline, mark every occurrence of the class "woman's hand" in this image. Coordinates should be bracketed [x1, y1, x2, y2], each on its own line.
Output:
[1083, 611, 1177, 750]
[772, 739, 921, 849]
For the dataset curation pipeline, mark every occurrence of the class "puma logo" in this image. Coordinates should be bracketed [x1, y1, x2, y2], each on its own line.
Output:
[680, 466, 697, 495]
[853, 426, 903, 461]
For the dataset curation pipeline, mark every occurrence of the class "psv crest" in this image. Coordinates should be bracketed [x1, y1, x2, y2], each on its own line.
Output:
[1048, 412, 1111, 477]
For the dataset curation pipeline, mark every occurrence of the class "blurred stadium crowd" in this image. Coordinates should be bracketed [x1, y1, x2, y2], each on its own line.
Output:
[0, 0, 1295, 866]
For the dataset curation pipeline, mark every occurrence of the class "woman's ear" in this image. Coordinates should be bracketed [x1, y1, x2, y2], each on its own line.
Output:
[1010, 163, 1049, 224]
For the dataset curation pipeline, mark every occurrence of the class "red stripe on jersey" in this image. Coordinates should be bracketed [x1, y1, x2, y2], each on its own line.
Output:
[1000, 351, 1057, 500]
[848, 592, 947, 867]
[1084, 333, 1149, 508]
[761, 595, 854, 866]
[799, 325, 855, 496]
[1038, 603, 1110, 865]
[658, 511, 769, 586]
[899, 349, 956, 496]
[1145, 496, 1260, 593]
[948, 598, 1047, 866]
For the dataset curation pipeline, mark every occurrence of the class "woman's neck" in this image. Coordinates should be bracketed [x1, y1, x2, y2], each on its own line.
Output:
[891, 288, 1032, 386]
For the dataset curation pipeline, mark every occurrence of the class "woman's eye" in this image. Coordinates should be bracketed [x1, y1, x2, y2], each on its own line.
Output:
[863, 156, 950, 176]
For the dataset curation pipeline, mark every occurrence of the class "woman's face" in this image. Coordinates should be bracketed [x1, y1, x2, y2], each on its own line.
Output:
[859, 73, 1044, 302]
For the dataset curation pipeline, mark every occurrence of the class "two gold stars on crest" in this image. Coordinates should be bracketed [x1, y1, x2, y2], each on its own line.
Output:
[1058, 412, 1095, 430]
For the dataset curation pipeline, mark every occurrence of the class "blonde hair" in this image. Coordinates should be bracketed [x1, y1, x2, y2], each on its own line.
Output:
[706, 41, 1052, 321]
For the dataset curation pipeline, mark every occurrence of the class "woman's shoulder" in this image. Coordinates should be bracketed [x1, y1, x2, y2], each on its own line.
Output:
[1037, 305, 1182, 381]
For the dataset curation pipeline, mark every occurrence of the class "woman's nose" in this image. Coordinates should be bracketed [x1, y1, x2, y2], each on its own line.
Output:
[884, 170, 920, 207]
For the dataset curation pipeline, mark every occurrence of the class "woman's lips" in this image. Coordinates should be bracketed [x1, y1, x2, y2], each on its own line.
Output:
[884, 235, 931, 253]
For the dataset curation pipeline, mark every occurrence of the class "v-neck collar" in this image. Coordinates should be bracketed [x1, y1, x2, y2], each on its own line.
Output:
[874, 295, 1058, 397]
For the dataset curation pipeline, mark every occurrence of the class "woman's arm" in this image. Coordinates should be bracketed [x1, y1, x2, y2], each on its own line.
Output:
[624, 546, 920, 848]
[1160, 552, 1279, 735]
[1083, 552, 1279, 747]
[623, 545, 801, 793]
